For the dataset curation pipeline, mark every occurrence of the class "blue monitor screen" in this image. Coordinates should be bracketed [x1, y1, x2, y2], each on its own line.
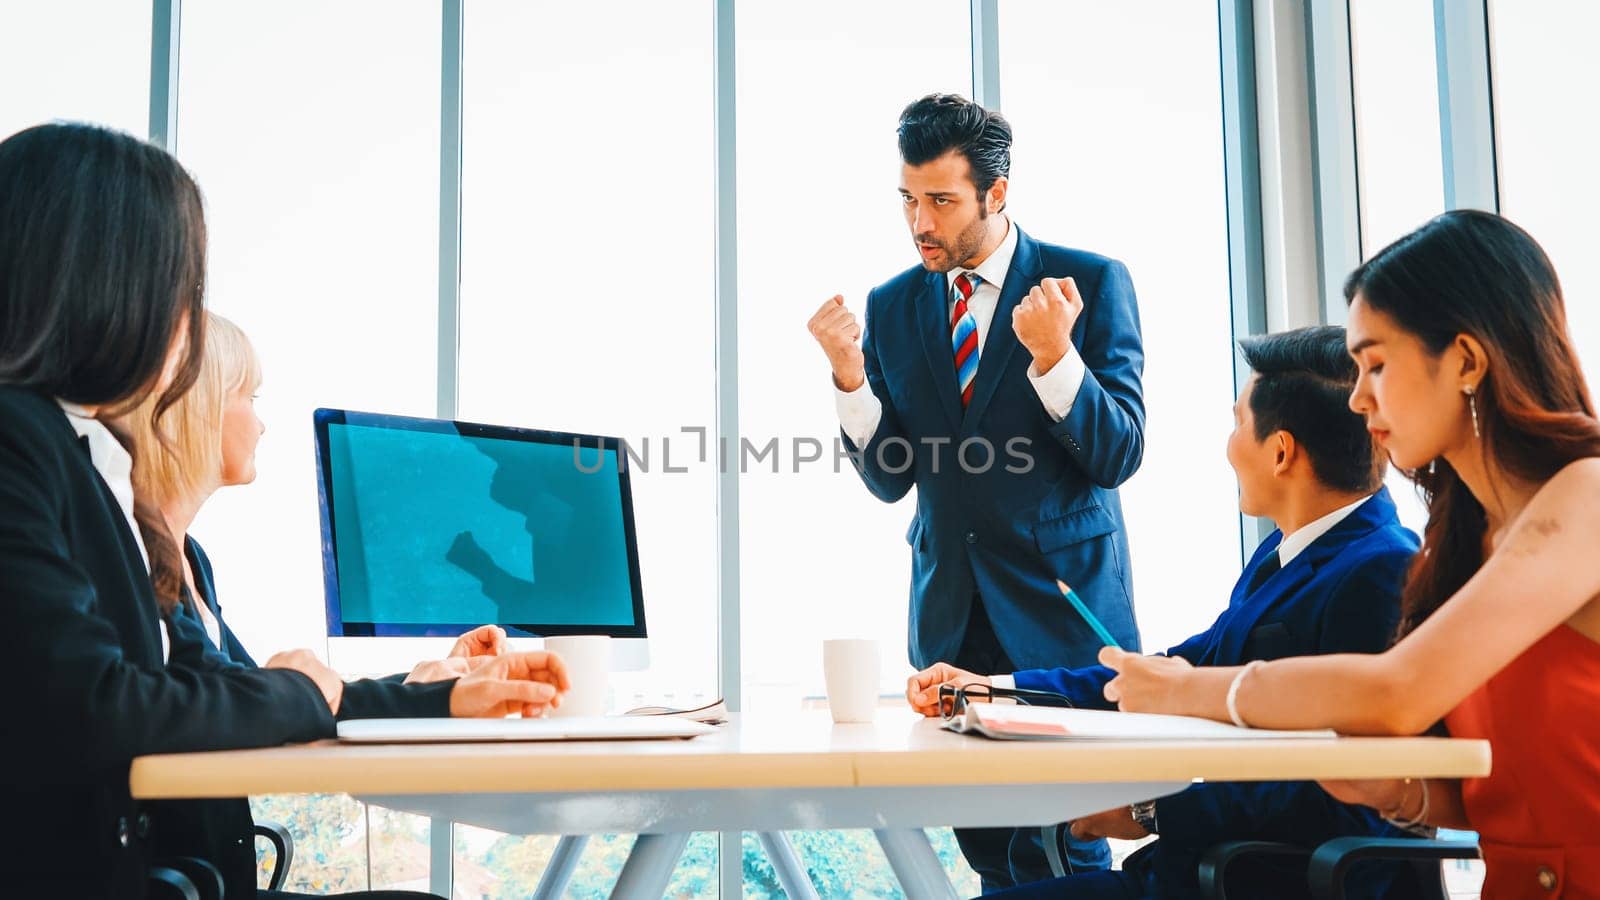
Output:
[314, 409, 646, 638]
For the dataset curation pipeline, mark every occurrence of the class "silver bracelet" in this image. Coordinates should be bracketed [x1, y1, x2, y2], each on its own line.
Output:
[1382, 777, 1432, 833]
[1226, 660, 1262, 728]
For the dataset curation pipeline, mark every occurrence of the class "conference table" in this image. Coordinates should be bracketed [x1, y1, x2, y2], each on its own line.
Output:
[130, 709, 1491, 899]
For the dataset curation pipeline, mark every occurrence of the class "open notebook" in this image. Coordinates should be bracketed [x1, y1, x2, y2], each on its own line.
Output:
[944, 704, 1338, 741]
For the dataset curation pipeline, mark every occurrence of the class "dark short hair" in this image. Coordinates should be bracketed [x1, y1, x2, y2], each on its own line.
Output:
[1238, 325, 1382, 494]
[0, 122, 207, 413]
[897, 94, 1011, 205]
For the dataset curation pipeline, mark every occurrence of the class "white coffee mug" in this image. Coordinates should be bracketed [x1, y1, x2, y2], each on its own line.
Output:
[822, 638, 880, 724]
[543, 635, 611, 718]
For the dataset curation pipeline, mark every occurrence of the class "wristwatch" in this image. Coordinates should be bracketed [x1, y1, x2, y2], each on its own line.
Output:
[1130, 800, 1159, 835]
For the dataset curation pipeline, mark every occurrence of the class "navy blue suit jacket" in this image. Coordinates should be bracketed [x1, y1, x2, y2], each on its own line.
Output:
[177, 536, 257, 667]
[1014, 489, 1420, 897]
[847, 227, 1146, 670]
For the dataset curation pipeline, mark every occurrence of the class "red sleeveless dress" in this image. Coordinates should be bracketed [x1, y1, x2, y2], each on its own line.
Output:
[1444, 624, 1600, 898]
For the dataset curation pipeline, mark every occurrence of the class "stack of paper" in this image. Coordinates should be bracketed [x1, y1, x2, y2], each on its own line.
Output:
[944, 704, 1337, 741]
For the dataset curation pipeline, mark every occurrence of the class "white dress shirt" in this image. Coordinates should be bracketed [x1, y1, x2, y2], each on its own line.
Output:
[191, 584, 223, 647]
[1271, 494, 1372, 568]
[991, 494, 1376, 689]
[58, 400, 169, 661]
[835, 218, 1088, 447]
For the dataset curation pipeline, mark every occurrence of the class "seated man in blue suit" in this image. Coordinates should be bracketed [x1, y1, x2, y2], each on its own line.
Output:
[908, 325, 1421, 899]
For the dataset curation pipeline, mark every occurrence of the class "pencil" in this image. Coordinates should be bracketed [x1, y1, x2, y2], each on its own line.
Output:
[1056, 579, 1123, 650]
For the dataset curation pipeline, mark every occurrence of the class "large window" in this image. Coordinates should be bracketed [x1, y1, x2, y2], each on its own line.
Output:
[176, 5, 444, 890]
[456, 0, 719, 707]
[998, 0, 1238, 652]
[1349, 0, 1442, 534]
[1350, 0, 1444, 257]
[0, 0, 149, 139]
[1492, 0, 1600, 382]
[6, 0, 1378, 893]
[176, 0, 443, 663]
[733, 2, 978, 892]
[452, 0, 721, 888]
[735, 0, 972, 703]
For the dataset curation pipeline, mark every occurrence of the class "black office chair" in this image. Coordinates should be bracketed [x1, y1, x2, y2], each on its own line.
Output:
[148, 857, 225, 900]
[1197, 836, 1480, 900]
[146, 819, 295, 899]
[1307, 836, 1480, 900]
[255, 819, 296, 892]
[1197, 841, 1312, 899]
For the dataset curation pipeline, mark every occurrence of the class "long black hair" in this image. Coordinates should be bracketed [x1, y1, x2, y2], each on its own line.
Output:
[1346, 210, 1600, 636]
[0, 123, 209, 611]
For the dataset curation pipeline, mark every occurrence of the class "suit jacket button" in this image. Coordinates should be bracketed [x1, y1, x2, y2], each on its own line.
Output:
[117, 817, 130, 847]
[1537, 866, 1558, 892]
[136, 813, 150, 838]
[965, 531, 978, 544]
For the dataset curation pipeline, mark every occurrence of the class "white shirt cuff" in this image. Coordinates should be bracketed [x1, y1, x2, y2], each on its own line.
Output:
[1027, 346, 1087, 422]
[834, 380, 883, 449]
[989, 673, 1017, 704]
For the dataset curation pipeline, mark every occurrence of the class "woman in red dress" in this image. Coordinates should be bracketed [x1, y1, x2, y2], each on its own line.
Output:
[1099, 210, 1600, 898]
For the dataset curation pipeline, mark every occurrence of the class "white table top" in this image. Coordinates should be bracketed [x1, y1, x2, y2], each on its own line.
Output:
[129, 709, 1491, 800]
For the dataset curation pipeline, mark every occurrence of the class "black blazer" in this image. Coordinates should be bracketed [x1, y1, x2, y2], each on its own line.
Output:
[0, 387, 452, 897]
[164, 539, 451, 898]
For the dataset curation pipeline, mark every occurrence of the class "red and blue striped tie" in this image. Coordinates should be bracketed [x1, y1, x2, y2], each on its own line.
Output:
[951, 272, 980, 409]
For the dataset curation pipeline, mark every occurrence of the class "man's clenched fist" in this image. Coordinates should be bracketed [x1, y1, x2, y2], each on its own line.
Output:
[1012, 276, 1084, 375]
[807, 295, 866, 392]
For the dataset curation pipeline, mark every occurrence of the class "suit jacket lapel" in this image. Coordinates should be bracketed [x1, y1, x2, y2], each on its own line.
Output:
[961, 228, 1040, 435]
[1213, 550, 1318, 663]
[1209, 490, 1395, 663]
[918, 269, 964, 432]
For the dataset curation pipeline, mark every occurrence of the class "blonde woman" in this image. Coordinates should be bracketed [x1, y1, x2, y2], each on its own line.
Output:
[125, 312, 502, 671]
[125, 312, 265, 662]
[123, 312, 522, 899]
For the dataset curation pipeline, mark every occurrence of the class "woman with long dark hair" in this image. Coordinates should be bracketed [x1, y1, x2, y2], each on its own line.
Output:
[0, 123, 568, 897]
[1099, 210, 1600, 896]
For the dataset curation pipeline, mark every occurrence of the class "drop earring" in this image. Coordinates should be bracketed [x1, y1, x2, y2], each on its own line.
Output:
[1465, 384, 1480, 439]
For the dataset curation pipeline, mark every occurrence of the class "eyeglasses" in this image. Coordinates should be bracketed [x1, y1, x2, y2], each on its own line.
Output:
[937, 682, 1075, 722]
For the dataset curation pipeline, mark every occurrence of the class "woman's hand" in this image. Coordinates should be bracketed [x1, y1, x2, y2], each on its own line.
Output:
[448, 650, 571, 718]
[449, 624, 508, 659]
[266, 648, 344, 715]
[1099, 648, 1198, 715]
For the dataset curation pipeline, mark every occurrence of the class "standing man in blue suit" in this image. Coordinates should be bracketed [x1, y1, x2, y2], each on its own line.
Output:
[909, 326, 1422, 900]
[807, 93, 1146, 889]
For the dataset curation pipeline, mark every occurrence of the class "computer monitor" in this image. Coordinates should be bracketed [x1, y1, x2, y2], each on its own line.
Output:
[313, 408, 649, 670]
